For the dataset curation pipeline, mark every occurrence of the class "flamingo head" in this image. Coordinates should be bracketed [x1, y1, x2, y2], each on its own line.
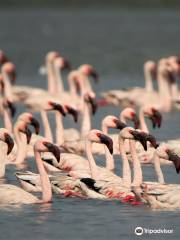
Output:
[47, 101, 66, 117]
[78, 64, 98, 82]
[18, 112, 40, 135]
[64, 105, 78, 122]
[0, 128, 14, 155]
[144, 60, 157, 80]
[34, 139, 60, 163]
[119, 127, 149, 151]
[168, 56, 180, 74]
[0, 50, 8, 65]
[46, 51, 59, 63]
[3, 99, 16, 118]
[84, 91, 98, 115]
[54, 57, 71, 70]
[1, 62, 16, 82]
[121, 107, 140, 129]
[87, 129, 113, 154]
[142, 106, 162, 128]
[156, 145, 180, 173]
[102, 115, 127, 131]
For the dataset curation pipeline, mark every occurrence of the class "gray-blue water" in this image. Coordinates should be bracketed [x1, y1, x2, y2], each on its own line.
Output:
[0, 7, 180, 240]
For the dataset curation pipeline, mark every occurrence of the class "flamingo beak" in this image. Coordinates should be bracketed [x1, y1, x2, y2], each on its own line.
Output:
[113, 119, 127, 130]
[10, 70, 16, 83]
[43, 142, 60, 163]
[130, 130, 148, 151]
[89, 69, 98, 82]
[66, 106, 78, 122]
[51, 102, 66, 116]
[99, 133, 113, 155]
[30, 117, 40, 135]
[166, 150, 180, 174]
[25, 128, 32, 144]
[144, 133, 159, 149]
[86, 95, 98, 115]
[62, 59, 71, 70]
[150, 110, 162, 128]
[6, 100, 16, 118]
[4, 132, 14, 155]
[132, 114, 140, 129]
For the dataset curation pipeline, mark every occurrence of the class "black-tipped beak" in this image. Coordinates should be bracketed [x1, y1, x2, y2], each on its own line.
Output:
[89, 70, 98, 82]
[50, 103, 66, 116]
[113, 119, 127, 130]
[62, 59, 71, 70]
[144, 133, 159, 149]
[166, 150, 180, 174]
[20, 127, 32, 144]
[43, 142, 60, 163]
[99, 134, 113, 154]
[132, 114, 140, 129]
[150, 110, 162, 128]
[6, 101, 16, 118]
[66, 106, 78, 122]
[4, 133, 14, 155]
[131, 131, 148, 151]
[30, 117, 40, 135]
[85, 95, 98, 115]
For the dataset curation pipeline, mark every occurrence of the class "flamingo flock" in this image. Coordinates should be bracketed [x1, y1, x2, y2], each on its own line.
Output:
[0, 49, 180, 210]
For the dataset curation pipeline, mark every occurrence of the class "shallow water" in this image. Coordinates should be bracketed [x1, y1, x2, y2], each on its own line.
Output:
[0, 7, 180, 240]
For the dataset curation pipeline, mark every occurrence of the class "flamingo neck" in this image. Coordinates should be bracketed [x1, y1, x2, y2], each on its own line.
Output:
[102, 123, 115, 171]
[119, 113, 126, 124]
[119, 137, 131, 187]
[158, 72, 172, 112]
[171, 82, 179, 99]
[81, 102, 91, 139]
[153, 152, 165, 184]
[2, 72, 13, 102]
[144, 67, 153, 92]
[3, 108, 12, 133]
[34, 150, 52, 203]
[54, 65, 64, 93]
[68, 75, 78, 100]
[130, 140, 143, 187]
[40, 110, 53, 142]
[15, 132, 27, 164]
[46, 61, 55, 94]
[85, 139, 98, 180]
[55, 111, 64, 146]
[139, 109, 149, 133]
[0, 143, 7, 178]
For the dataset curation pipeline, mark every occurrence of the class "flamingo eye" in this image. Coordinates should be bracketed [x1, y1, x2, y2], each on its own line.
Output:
[130, 112, 135, 117]
[96, 133, 101, 137]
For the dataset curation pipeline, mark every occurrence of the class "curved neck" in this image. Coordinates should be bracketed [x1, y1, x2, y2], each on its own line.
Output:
[34, 150, 52, 202]
[119, 137, 131, 187]
[139, 109, 149, 133]
[153, 152, 165, 184]
[102, 123, 115, 171]
[144, 67, 153, 92]
[85, 139, 98, 179]
[55, 111, 64, 146]
[54, 65, 64, 93]
[40, 110, 53, 142]
[68, 75, 78, 99]
[130, 140, 143, 187]
[120, 113, 127, 124]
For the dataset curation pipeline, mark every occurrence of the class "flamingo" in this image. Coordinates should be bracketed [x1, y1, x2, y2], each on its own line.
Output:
[101, 60, 156, 106]
[0, 133, 60, 204]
